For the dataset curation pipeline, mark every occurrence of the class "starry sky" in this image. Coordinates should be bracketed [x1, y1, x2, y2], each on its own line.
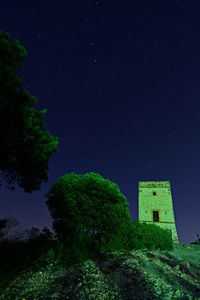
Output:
[0, 0, 200, 244]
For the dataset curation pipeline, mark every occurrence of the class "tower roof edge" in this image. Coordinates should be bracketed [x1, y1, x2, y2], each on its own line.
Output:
[138, 181, 171, 188]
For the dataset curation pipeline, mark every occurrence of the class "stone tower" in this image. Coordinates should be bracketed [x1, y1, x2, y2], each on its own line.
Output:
[138, 181, 179, 243]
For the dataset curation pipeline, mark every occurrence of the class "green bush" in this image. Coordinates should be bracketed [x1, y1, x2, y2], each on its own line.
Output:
[46, 172, 132, 262]
[129, 221, 173, 251]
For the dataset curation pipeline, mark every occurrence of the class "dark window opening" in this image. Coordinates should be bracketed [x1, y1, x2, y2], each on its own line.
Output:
[153, 191, 157, 196]
[153, 210, 159, 222]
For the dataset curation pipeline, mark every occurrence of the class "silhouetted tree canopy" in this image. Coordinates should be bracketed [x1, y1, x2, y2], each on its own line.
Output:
[0, 217, 18, 240]
[0, 219, 8, 239]
[46, 172, 132, 257]
[0, 31, 59, 192]
[24, 226, 53, 241]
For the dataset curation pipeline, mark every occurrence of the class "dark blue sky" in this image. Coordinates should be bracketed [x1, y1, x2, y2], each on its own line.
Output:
[0, 0, 200, 243]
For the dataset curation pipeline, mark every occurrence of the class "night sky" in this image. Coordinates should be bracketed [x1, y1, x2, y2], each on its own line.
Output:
[0, 0, 200, 244]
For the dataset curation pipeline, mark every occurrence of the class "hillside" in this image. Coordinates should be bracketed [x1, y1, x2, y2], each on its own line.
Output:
[0, 244, 200, 299]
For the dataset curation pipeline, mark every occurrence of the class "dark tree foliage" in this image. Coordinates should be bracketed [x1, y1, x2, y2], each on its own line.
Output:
[0, 219, 7, 239]
[0, 225, 55, 274]
[191, 233, 200, 245]
[46, 172, 132, 259]
[24, 226, 53, 241]
[24, 226, 41, 241]
[0, 217, 18, 240]
[0, 31, 59, 192]
[40, 226, 54, 241]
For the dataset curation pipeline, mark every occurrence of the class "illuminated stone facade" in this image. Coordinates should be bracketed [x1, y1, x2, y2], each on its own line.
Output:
[138, 181, 179, 243]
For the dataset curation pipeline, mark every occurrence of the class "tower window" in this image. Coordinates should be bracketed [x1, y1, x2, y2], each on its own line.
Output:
[153, 191, 157, 196]
[153, 210, 159, 222]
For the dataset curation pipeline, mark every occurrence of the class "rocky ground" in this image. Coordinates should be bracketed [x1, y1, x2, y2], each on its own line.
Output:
[0, 244, 200, 299]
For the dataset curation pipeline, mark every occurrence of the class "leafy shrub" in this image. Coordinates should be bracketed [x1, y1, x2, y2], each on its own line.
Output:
[46, 172, 132, 262]
[128, 221, 173, 251]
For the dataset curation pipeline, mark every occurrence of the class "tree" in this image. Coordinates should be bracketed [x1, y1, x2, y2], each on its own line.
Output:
[191, 233, 200, 245]
[0, 219, 8, 239]
[0, 217, 19, 240]
[40, 226, 54, 241]
[46, 172, 132, 258]
[0, 31, 59, 192]
[24, 226, 41, 241]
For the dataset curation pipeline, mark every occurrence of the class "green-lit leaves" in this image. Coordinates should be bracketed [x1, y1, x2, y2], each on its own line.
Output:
[0, 31, 27, 68]
[129, 221, 173, 251]
[46, 172, 132, 260]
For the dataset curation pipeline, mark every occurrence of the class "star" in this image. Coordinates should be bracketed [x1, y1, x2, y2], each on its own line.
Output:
[90, 41, 95, 48]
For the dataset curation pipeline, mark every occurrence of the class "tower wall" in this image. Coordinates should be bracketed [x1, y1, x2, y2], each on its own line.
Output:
[138, 181, 179, 243]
